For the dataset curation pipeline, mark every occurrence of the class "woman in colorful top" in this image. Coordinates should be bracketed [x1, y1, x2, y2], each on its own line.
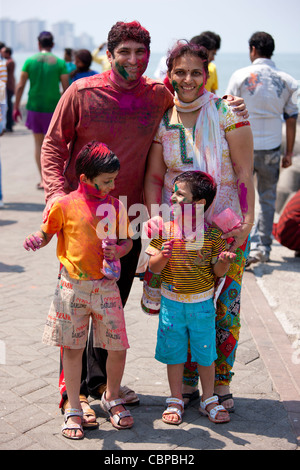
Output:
[144, 40, 255, 413]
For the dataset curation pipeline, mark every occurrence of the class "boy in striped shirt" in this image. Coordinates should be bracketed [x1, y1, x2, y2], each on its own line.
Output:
[146, 171, 236, 425]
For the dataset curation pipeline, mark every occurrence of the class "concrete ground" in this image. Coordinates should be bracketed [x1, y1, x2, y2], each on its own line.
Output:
[0, 124, 299, 451]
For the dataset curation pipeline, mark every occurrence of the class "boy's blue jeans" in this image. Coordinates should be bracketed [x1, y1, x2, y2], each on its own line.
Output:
[250, 147, 281, 257]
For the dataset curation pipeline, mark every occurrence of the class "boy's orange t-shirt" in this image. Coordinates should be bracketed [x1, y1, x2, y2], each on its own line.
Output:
[41, 182, 132, 280]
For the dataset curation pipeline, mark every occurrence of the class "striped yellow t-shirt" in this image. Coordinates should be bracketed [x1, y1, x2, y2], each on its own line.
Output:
[146, 222, 226, 295]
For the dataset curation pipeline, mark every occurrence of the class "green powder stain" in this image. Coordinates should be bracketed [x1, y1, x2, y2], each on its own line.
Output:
[94, 183, 100, 190]
[172, 80, 179, 93]
[116, 62, 129, 80]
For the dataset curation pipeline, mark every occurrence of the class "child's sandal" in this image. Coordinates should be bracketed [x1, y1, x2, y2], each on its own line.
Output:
[162, 398, 184, 425]
[100, 391, 133, 430]
[199, 395, 230, 424]
[61, 408, 84, 440]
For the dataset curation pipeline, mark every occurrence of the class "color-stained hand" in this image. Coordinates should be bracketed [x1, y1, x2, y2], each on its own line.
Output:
[23, 232, 44, 251]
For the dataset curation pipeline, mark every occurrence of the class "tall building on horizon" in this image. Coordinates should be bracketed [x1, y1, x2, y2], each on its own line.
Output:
[0, 18, 17, 49]
[52, 21, 75, 50]
[16, 18, 46, 51]
[0, 17, 95, 52]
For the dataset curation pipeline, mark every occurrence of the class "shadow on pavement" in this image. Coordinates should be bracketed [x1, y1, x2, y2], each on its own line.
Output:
[0, 262, 25, 273]
[2, 202, 45, 212]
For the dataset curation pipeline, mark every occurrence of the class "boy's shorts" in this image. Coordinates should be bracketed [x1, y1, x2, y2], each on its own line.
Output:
[42, 267, 129, 350]
[155, 295, 217, 366]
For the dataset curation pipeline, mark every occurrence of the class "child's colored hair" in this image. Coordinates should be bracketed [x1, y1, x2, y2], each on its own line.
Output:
[75, 141, 120, 180]
[173, 171, 217, 211]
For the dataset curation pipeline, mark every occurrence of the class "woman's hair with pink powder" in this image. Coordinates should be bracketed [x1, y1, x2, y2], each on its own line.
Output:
[107, 21, 151, 56]
[166, 40, 209, 78]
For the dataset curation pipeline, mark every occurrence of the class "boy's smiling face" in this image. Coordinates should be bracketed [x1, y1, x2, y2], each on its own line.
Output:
[170, 180, 207, 221]
[171, 181, 194, 206]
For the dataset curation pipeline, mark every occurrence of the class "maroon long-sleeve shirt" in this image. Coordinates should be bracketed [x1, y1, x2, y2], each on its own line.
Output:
[41, 71, 173, 216]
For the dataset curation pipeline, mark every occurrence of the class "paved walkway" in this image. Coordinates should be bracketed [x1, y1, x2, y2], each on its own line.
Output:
[0, 125, 299, 451]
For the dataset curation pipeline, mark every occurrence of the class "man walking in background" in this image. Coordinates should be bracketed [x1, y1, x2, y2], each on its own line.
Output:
[13, 31, 69, 190]
[226, 31, 298, 265]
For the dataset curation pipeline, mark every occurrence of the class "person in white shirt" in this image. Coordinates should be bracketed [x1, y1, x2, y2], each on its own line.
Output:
[226, 31, 298, 265]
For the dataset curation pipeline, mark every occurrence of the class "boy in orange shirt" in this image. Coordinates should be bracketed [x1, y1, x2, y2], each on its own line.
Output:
[23, 141, 133, 439]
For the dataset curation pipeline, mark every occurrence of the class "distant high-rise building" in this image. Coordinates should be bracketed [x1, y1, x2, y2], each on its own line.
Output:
[74, 32, 95, 51]
[0, 18, 17, 49]
[0, 17, 96, 52]
[52, 21, 74, 50]
[16, 19, 46, 51]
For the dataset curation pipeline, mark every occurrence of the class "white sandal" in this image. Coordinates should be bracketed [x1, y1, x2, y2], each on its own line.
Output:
[100, 391, 133, 430]
[61, 408, 84, 440]
[199, 395, 230, 423]
[162, 398, 184, 425]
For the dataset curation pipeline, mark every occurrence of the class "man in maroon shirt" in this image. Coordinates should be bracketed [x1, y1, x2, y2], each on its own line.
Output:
[41, 21, 174, 425]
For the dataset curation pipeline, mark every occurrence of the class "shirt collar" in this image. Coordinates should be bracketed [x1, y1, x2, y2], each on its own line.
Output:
[253, 58, 276, 68]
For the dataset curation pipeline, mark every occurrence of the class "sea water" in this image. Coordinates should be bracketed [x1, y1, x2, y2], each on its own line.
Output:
[148, 51, 300, 98]
[13, 50, 300, 105]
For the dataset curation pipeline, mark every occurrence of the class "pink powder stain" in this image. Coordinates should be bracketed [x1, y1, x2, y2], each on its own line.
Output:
[238, 181, 248, 213]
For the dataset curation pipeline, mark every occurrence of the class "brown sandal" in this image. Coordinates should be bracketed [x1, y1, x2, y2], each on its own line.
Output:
[62, 395, 98, 429]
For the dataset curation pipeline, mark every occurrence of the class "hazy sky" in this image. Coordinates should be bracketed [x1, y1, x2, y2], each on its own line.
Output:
[1, 0, 300, 54]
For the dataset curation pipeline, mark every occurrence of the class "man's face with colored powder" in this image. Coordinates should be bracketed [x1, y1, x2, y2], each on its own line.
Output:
[107, 40, 149, 83]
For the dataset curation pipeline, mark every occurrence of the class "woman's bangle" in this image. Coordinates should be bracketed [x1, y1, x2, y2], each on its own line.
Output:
[242, 222, 255, 226]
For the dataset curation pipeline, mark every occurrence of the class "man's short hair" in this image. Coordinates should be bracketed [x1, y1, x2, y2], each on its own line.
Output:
[107, 21, 151, 56]
[3, 47, 12, 56]
[249, 31, 275, 58]
[38, 31, 54, 48]
[190, 33, 216, 51]
[201, 31, 221, 50]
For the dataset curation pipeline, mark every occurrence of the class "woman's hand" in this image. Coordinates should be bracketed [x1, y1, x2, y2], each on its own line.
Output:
[222, 223, 252, 252]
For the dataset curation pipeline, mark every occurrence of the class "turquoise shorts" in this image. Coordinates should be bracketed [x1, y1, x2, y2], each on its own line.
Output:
[155, 295, 217, 366]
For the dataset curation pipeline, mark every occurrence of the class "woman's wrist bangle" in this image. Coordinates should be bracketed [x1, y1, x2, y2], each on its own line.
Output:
[242, 222, 254, 226]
